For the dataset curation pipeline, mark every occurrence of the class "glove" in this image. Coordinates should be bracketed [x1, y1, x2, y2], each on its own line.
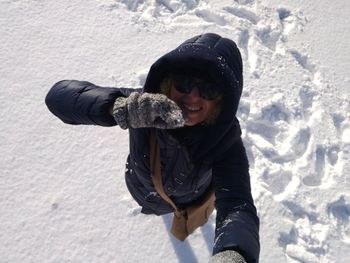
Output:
[112, 92, 185, 129]
[209, 250, 247, 263]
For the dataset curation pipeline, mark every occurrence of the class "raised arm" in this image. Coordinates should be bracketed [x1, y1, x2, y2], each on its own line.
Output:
[45, 80, 138, 126]
[212, 138, 260, 263]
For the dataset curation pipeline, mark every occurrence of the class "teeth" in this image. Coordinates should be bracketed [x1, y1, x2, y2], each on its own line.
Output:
[184, 105, 201, 111]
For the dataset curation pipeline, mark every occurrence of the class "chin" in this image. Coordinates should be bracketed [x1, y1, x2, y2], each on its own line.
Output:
[184, 123, 196, 127]
[184, 119, 203, 126]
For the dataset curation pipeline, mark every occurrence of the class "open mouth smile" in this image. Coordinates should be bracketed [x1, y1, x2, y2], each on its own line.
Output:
[183, 104, 202, 112]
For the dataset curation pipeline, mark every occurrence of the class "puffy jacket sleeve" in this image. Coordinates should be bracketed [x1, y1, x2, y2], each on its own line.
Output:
[45, 80, 140, 126]
[212, 137, 260, 263]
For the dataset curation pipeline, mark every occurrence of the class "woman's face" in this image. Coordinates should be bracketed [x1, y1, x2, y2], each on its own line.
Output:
[168, 84, 219, 126]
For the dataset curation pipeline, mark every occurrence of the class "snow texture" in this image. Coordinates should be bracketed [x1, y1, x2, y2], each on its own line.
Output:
[1, 0, 349, 262]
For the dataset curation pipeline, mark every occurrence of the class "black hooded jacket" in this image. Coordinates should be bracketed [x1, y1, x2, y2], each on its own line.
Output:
[45, 33, 260, 262]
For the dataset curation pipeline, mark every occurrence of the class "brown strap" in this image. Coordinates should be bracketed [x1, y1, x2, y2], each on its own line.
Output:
[149, 131, 182, 217]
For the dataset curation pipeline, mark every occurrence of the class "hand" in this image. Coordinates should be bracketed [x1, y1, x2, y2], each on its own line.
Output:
[209, 250, 247, 263]
[112, 92, 185, 129]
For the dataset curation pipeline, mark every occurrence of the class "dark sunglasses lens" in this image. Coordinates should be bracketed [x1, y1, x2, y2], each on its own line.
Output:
[199, 84, 222, 100]
[172, 74, 223, 100]
[173, 76, 192, 94]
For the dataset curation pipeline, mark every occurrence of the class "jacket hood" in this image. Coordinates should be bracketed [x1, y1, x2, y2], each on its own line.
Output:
[143, 33, 243, 160]
[143, 33, 243, 123]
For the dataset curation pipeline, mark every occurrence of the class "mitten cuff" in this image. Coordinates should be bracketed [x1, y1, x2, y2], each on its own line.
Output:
[112, 97, 129, 129]
[209, 250, 247, 263]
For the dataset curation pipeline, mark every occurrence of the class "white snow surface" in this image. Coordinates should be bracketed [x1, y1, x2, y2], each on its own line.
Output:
[1, 0, 349, 262]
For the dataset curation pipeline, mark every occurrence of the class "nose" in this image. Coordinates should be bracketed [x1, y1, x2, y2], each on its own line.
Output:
[186, 87, 201, 102]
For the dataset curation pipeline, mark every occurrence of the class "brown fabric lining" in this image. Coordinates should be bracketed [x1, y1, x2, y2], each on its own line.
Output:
[150, 131, 215, 241]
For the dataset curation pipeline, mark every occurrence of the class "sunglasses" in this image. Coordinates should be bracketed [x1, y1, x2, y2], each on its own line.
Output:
[171, 74, 223, 100]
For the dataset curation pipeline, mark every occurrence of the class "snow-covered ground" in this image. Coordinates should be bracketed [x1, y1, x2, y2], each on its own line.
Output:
[1, 0, 349, 262]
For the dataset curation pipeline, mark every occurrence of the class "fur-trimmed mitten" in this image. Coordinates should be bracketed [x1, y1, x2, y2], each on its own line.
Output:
[112, 92, 185, 129]
[209, 250, 247, 263]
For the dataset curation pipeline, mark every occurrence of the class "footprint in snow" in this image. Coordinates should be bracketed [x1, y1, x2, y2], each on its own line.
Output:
[299, 85, 317, 110]
[246, 120, 280, 145]
[327, 196, 350, 243]
[326, 145, 340, 166]
[261, 168, 292, 196]
[327, 196, 350, 223]
[331, 106, 350, 144]
[261, 103, 290, 123]
[245, 100, 311, 163]
[237, 29, 250, 58]
[234, 0, 255, 5]
[98, 0, 200, 16]
[253, 8, 307, 51]
[195, 9, 227, 26]
[281, 201, 318, 222]
[237, 99, 250, 122]
[255, 21, 283, 51]
[119, 0, 144, 12]
[331, 112, 346, 131]
[256, 127, 311, 164]
[223, 6, 260, 25]
[289, 49, 317, 73]
[302, 145, 326, 187]
[278, 202, 328, 262]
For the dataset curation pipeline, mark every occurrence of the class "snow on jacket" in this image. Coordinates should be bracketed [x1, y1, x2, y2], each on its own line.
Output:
[45, 33, 260, 262]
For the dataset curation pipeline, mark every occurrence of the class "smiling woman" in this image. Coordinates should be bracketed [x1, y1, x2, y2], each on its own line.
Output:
[160, 73, 223, 126]
[45, 33, 259, 263]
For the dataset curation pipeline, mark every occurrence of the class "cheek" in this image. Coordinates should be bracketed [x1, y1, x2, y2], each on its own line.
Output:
[204, 100, 218, 113]
[168, 87, 181, 102]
